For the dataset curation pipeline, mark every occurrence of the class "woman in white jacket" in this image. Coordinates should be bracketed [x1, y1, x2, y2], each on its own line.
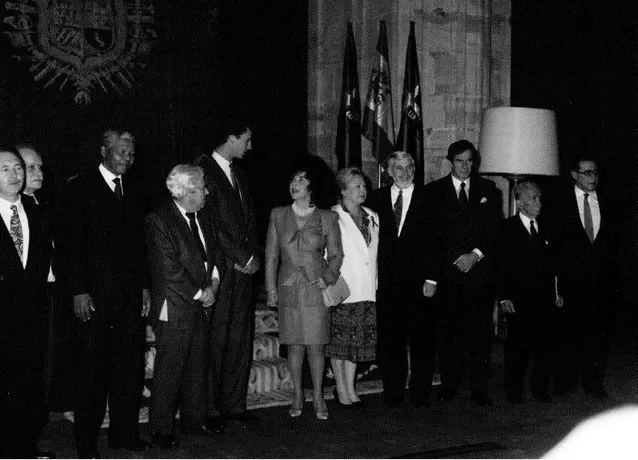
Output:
[325, 167, 379, 407]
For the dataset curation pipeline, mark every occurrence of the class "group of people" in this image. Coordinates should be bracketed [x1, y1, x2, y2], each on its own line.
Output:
[0, 118, 619, 458]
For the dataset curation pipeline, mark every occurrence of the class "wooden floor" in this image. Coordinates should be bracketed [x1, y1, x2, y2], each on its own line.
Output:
[40, 308, 637, 459]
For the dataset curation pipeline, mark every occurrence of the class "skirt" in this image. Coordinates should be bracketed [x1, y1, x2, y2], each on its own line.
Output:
[325, 301, 377, 362]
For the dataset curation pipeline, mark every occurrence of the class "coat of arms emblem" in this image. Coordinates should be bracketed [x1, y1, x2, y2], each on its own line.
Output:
[3, 0, 155, 104]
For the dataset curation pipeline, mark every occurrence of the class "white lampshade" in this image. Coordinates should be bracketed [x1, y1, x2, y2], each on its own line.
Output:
[478, 107, 560, 176]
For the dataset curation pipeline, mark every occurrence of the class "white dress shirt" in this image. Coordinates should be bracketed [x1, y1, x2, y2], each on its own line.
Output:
[212, 151, 234, 187]
[159, 202, 219, 322]
[574, 186, 601, 239]
[0, 196, 29, 268]
[99, 163, 123, 195]
[451, 175, 483, 260]
[518, 212, 539, 235]
[390, 183, 414, 237]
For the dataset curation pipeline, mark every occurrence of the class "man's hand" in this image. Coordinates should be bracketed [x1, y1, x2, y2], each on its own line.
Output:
[310, 278, 328, 290]
[244, 257, 260, 274]
[500, 299, 515, 314]
[200, 286, 216, 308]
[142, 288, 151, 317]
[423, 281, 437, 298]
[555, 295, 564, 308]
[453, 252, 480, 273]
[74, 293, 95, 322]
[267, 290, 278, 307]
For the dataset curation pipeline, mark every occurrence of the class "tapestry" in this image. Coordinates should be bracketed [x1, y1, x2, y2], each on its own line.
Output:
[2, 0, 155, 104]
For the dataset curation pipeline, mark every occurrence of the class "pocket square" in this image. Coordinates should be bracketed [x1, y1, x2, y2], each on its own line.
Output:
[480, 197, 488, 203]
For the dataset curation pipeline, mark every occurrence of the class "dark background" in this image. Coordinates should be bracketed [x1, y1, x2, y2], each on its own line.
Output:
[0, 0, 634, 280]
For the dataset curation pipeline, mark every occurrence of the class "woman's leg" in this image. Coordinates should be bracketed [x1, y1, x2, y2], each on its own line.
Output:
[344, 360, 360, 403]
[331, 358, 351, 404]
[288, 345, 305, 410]
[307, 345, 327, 413]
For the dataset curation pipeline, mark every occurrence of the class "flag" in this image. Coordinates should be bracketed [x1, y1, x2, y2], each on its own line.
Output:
[396, 22, 424, 185]
[335, 22, 362, 169]
[362, 21, 395, 164]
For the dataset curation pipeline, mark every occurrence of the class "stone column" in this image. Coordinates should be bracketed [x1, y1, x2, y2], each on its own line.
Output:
[308, 0, 511, 185]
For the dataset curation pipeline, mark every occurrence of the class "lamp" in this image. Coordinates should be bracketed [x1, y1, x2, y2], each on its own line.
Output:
[478, 107, 560, 216]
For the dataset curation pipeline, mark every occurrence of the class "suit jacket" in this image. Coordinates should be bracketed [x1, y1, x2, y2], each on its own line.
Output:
[424, 174, 501, 291]
[195, 154, 259, 269]
[145, 199, 225, 328]
[498, 215, 557, 316]
[0, 198, 51, 365]
[547, 184, 619, 303]
[368, 184, 440, 291]
[332, 204, 379, 303]
[264, 206, 343, 309]
[61, 168, 148, 310]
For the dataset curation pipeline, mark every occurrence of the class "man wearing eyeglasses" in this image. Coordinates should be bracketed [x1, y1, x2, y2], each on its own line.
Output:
[549, 157, 619, 400]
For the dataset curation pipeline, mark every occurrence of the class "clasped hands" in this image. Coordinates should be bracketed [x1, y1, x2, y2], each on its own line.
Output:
[266, 277, 328, 307]
[453, 252, 480, 273]
[234, 257, 260, 275]
[500, 295, 565, 315]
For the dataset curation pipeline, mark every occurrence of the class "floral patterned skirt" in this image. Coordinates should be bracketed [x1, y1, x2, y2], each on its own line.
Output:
[325, 301, 377, 362]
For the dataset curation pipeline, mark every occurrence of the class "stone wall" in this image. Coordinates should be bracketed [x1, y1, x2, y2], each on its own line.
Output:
[308, 0, 511, 186]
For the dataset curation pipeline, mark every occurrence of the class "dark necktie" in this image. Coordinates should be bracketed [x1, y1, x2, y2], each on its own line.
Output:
[583, 193, 594, 243]
[458, 182, 468, 209]
[393, 190, 403, 232]
[113, 178, 123, 201]
[230, 162, 244, 204]
[530, 219, 538, 239]
[186, 212, 207, 262]
[9, 205, 24, 260]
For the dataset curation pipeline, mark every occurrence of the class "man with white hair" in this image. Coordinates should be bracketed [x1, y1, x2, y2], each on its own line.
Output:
[145, 164, 224, 448]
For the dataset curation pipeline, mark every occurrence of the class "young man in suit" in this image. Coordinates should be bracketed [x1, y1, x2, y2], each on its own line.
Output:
[425, 140, 502, 407]
[61, 130, 150, 457]
[368, 151, 440, 409]
[146, 165, 224, 448]
[0, 148, 54, 458]
[195, 114, 261, 430]
[498, 181, 563, 404]
[549, 158, 619, 399]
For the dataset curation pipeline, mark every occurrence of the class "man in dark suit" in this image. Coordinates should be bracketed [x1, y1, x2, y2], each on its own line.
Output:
[548, 157, 619, 399]
[498, 181, 563, 404]
[425, 139, 501, 407]
[368, 151, 440, 408]
[146, 165, 224, 448]
[195, 114, 260, 429]
[0, 148, 54, 458]
[61, 130, 150, 457]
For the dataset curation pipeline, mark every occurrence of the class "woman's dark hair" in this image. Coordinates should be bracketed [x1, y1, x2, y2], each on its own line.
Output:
[286, 154, 337, 210]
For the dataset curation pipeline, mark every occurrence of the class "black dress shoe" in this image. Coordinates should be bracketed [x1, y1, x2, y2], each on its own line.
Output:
[436, 388, 456, 403]
[225, 411, 260, 425]
[471, 392, 494, 407]
[206, 415, 228, 433]
[383, 395, 403, 409]
[585, 387, 609, 399]
[32, 449, 56, 459]
[551, 387, 568, 397]
[183, 424, 218, 437]
[150, 432, 179, 449]
[77, 447, 99, 459]
[412, 396, 430, 408]
[108, 438, 151, 452]
[506, 393, 524, 404]
[533, 393, 552, 403]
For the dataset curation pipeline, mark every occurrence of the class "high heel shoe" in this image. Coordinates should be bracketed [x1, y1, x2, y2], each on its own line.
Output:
[332, 387, 352, 408]
[314, 399, 329, 420]
[288, 406, 302, 418]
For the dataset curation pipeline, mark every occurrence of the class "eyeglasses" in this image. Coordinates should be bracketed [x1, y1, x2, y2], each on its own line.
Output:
[576, 170, 598, 177]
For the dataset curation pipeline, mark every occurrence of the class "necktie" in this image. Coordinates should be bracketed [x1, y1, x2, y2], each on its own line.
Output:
[458, 182, 468, 209]
[393, 190, 403, 232]
[583, 193, 594, 243]
[9, 205, 24, 261]
[186, 212, 207, 262]
[530, 219, 538, 239]
[113, 178, 123, 201]
[229, 162, 237, 189]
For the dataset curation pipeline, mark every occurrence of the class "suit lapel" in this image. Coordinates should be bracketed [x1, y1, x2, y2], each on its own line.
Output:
[444, 175, 461, 210]
[169, 201, 208, 276]
[468, 177, 482, 208]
